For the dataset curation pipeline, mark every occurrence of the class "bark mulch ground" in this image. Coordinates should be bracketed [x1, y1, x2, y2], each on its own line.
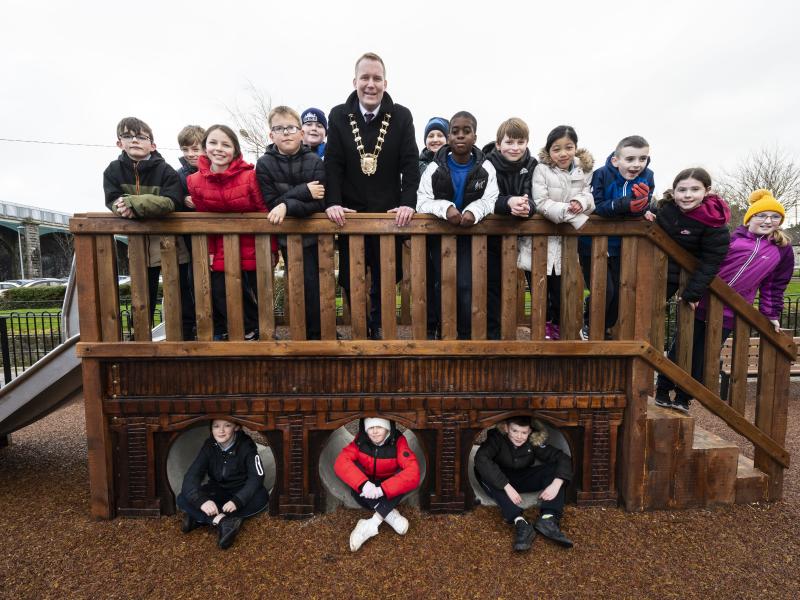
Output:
[1, 396, 798, 600]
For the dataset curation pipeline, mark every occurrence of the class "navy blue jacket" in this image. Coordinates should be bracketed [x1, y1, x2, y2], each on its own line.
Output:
[579, 152, 655, 256]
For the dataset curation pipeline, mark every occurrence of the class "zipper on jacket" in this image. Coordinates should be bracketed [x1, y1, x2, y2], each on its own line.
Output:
[372, 446, 378, 479]
[134, 161, 141, 195]
[728, 236, 762, 286]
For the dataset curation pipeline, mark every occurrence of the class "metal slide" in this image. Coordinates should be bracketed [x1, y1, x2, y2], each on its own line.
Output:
[0, 262, 82, 437]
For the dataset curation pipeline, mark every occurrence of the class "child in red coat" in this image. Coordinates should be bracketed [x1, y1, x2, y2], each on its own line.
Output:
[334, 417, 420, 551]
[187, 124, 276, 340]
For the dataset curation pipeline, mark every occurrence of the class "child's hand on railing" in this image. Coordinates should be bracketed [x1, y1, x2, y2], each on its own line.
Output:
[460, 211, 476, 227]
[446, 205, 462, 225]
[644, 210, 656, 222]
[307, 181, 325, 200]
[184, 196, 195, 209]
[507, 195, 531, 217]
[268, 203, 287, 225]
[567, 199, 582, 215]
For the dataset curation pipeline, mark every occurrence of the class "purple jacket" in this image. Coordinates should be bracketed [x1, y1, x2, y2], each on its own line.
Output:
[696, 226, 794, 329]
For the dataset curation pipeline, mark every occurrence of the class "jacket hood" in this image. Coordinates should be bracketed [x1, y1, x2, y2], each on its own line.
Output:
[538, 148, 594, 173]
[419, 147, 435, 162]
[265, 143, 314, 160]
[683, 193, 731, 227]
[495, 419, 549, 446]
[197, 154, 254, 181]
[485, 144, 536, 173]
[603, 151, 652, 180]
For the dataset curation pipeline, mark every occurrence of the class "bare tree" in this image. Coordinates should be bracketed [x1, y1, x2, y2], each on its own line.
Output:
[225, 81, 272, 163]
[717, 147, 800, 227]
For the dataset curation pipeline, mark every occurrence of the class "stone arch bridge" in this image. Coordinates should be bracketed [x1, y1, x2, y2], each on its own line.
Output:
[0, 201, 73, 279]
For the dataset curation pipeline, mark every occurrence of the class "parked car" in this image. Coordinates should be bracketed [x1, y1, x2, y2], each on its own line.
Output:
[19, 278, 67, 288]
[118, 276, 131, 285]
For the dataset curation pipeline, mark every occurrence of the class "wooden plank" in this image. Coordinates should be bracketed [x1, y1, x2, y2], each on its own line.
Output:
[78, 339, 647, 358]
[729, 318, 750, 413]
[675, 269, 695, 374]
[255, 235, 276, 341]
[644, 344, 789, 467]
[650, 246, 668, 353]
[754, 341, 788, 500]
[82, 359, 115, 519]
[588, 236, 608, 341]
[317, 235, 337, 340]
[348, 235, 367, 339]
[471, 235, 487, 341]
[516, 270, 527, 325]
[127, 235, 151, 342]
[159, 235, 182, 341]
[95, 235, 120, 342]
[440, 235, 457, 340]
[399, 240, 411, 325]
[702, 294, 724, 395]
[410, 235, 427, 340]
[73, 235, 101, 342]
[633, 240, 654, 342]
[500, 235, 517, 340]
[620, 356, 650, 510]
[379, 235, 398, 340]
[191, 234, 213, 341]
[559, 236, 582, 341]
[530, 236, 547, 340]
[223, 234, 244, 341]
[616, 236, 637, 340]
[287, 235, 306, 340]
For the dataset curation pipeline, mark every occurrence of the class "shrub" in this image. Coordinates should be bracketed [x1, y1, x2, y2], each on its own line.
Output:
[0, 286, 67, 310]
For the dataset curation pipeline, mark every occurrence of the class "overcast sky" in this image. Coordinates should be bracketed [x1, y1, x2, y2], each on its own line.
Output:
[2, 0, 799, 223]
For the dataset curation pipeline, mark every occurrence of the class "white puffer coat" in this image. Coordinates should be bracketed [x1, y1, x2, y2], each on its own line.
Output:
[518, 148, 594, 274]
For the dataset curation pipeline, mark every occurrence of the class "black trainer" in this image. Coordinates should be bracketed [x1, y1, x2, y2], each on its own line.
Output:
[513, 519, 536, 552]
[534, 516, 573, 548]
[217, 516, 242, 550]
[654, 392, 673, 409]
[672, 398, 690, 414]
[181, 513, 200, 534]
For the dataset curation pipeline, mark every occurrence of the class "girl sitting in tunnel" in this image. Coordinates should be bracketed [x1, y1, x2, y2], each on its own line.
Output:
[334, 417, 421, 552]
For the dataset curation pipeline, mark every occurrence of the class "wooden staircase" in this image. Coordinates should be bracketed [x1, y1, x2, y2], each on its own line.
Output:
[644, 399, 768, 509]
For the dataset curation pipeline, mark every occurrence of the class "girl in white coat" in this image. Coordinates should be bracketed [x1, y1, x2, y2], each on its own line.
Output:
[520, 125, 594, 339]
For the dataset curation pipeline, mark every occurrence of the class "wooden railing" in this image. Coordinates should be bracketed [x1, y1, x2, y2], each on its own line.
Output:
[70, 213, 796, 505]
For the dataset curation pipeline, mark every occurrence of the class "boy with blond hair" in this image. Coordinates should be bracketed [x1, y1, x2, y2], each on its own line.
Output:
[256, 106, 326, 339]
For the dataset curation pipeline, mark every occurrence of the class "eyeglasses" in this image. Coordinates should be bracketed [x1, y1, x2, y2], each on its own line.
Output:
[751, 214, 781, 222]
[270, 125, 301, 135]
[119, 134, 151, 142]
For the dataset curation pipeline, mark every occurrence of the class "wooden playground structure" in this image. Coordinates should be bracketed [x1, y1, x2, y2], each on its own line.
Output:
[69, 213, 796, 519]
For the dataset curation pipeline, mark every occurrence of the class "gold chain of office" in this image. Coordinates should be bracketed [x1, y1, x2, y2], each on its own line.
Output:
[348, 112, 391, 176]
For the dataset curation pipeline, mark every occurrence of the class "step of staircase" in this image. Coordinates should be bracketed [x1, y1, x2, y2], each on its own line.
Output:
[644, 399, 768, 509]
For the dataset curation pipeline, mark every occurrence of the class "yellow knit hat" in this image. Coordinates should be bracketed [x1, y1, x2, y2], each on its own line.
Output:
[743, 189, 784, 225]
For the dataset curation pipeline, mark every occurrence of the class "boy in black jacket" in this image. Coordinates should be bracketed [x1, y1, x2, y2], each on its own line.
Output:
[177, 419, 268, 550]
[103, 117, 194, 339]
[416, 111, 499, 340]
[256, 106, 326, 340]
[475, 416, 573, 551]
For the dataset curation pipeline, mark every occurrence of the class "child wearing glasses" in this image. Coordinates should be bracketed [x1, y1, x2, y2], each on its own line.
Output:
[644, 168, 731, 412]
[103, 117, 194, 339]
[256, 106, 326, 340]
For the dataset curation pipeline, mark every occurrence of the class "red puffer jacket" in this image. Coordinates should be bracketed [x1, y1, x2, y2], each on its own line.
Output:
[334, 419, 420, 499]
[187, 155, 275, 271]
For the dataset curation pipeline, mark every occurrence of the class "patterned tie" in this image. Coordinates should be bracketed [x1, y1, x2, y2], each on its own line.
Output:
[364, 112, 374, 124]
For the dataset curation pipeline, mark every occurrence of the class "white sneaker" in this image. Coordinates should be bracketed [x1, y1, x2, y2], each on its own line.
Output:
[383, 510, 409, 535]
[349, 518, 379, 552]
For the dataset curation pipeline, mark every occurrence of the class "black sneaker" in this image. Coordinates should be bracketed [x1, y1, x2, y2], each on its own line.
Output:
[181, 513, 200, 534]
[513, 519, 536, 552]
[580, 325, 589, 340]
[244, 329, 259, 341]
[534, 516, 573, 548]
[654, 393, 673, 409]
[368, 327, 383, 340]
[672, 398, 690, 414]
[217, 516, 242, 550]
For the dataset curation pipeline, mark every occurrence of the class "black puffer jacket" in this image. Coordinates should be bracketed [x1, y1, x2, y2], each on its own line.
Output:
[419, 147, 435, 174]
[325, 91, 420, 212]
[475, 422, 572, 489]
[181, 430, 264, 511]
[654, 196, 731, 302]
[256, 144, 326, 247]
[427, 145, 492, 206]
[482, 142, 537, 217]
[176, 156, 198, 201]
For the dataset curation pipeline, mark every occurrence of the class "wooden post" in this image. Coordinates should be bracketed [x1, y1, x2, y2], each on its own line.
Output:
[255, 235, 276, 341]
[500, 235, 517, 340]
[379, 235, 398, 340]
[620, 356, 650, 511]
[400, 240, 412, 325]
[530, 236, 547, 340]
[410, 235, 427, 340]
[729, 317, 750, 413]
[440, 235, 457, 340]
[675, 269, 695, 373]
[703, 295, 724, 396]
[128, 235, 152, 342]
[287, 235, 306, 340]
[589, 236, 608, 341]
[95, 235, 120, 342]
[159, 235, 182, 341]
[559, 236, 582, 340]
[616, 237, 637, 340]
[348, 235, 367, 339]
[191, 235, 214, 341]
[223, 234, 244, 340]
[754, 341, 790, 500]
[471, 235, 487, 340]
[317, 235, 337, 340]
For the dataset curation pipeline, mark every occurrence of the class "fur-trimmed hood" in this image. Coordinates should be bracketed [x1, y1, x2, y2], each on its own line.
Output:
[496, 419, 549, 446]
[537, 147, 594, 173]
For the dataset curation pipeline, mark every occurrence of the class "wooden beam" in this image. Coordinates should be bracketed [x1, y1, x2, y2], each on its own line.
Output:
[410, 235, 427, 340]
[440, 235, 457, 340]
[500, 235, 517, 340]
[589, 236, 608, 341]
[317, 235, 336, 340]
[191, 235, 213, 341]
[223, 235, 244, 340]
[95, 235, 120, 342]
[471, 235, 487, 340]
[348, 235, 367, 339]
[255, 235, 276, 341]
[159, 235, 182, 341]
[128, 235, 151, 342]
[530, 236, 547, 340]
[287, 235, 306, 340]
[379, 235, 398, 340]
[82, 359, 115, 519]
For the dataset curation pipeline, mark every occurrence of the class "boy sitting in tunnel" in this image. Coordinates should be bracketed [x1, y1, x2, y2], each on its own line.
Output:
[177, 418, 268, 550]
[474, 416, 574, 551]
[334, 417, 421, 552]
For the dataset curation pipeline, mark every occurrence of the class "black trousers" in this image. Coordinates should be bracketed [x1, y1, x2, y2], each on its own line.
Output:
[177, 483, 268, 525]
[578, 253, 621, 331]
[144, 263, 195, 339]
[338, 235, 403, 334]
[348, 486, 404, 519]
[656, 317, 732, 403]
[476, 462, 565, 523]
[280, 243, 321, 340]
[427, 235, 501, 340]
[210, 270, 260, 336]
[522, 271, 561, 327]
